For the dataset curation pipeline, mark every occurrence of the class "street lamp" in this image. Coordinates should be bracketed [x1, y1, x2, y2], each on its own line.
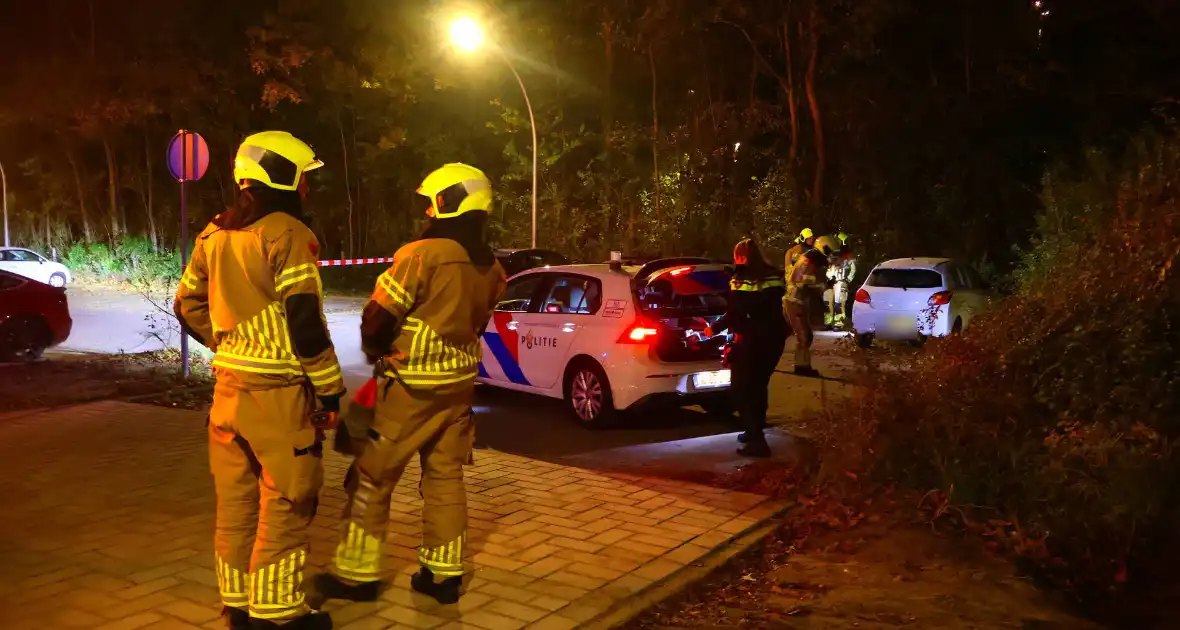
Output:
[449, 15, 538, 249]
[1, 160, 8, 247]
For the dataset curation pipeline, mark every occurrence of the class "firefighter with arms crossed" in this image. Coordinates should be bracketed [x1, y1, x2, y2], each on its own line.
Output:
[314, 163, 506, 606]
[175, 131, 344, 629]
[707, 238, 787, 458]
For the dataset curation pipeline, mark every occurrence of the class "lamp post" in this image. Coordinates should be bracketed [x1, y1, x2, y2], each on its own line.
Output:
[449, 16, 538, 249]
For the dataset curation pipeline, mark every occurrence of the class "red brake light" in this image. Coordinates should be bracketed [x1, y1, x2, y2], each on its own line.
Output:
[928, 291, 952, 306]
[855, 288, 871, 304]
[619, 319, 660, 344]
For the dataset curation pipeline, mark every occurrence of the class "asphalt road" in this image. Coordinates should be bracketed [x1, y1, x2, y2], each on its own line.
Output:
[55, 286, 855, 474]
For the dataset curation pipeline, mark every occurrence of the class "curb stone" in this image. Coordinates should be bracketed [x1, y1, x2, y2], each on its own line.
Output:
[580, 502, 794, 629]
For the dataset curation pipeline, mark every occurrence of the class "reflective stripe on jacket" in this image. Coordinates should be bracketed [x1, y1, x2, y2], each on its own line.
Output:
[174, 211, 344, 396]
[365, 238, 506, 389]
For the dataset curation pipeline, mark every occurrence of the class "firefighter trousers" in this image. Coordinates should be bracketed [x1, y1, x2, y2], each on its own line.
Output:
[208, 381, 323, 621]
[784, 300, 815, 368]
[729, 337, 786, 437]
[332, 379, 475, 583]
[827, 280, 850, 324]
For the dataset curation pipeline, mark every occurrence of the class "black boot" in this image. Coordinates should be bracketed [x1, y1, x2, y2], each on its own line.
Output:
[250, 612, 332, 629]
[794, 365, 821, 378]
[222, 607, 249, 630]
[313, 573, 382, 603]
[737, 436, 772, 458]
[737, 431, 752, 444]
[411, 567, 462, 604]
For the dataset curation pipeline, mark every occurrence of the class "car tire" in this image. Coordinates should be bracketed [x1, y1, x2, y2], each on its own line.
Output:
[48, 272, 67, 288]
[0, 316, 50, 362]
[856, 333, 875, 349]
[563, 359, 616, 429]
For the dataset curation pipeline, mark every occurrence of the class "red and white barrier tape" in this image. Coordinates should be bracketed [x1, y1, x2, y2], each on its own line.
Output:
[316, 257, 394, 267]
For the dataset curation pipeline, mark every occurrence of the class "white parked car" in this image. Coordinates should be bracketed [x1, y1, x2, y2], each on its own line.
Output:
[851, 257, 992, 347]
[477, 258, 734, 427]
[0, 247, 72, 288]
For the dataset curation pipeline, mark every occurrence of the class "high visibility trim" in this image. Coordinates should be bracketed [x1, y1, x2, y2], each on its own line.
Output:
[730, 277, 786, 292]
[376, 271, 413, 308]
[248, 548, 308, 620]
[180, 270, 200, 291]
[333, 521, 383, 582]
[419, 532, 465, 577]
[383, 370, 478, 386]
[276, 262, 321, 294]
[308, 365, 344, 387]
[216, 555, 248, 607]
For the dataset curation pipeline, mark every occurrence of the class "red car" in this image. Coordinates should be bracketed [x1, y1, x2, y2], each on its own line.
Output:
[0, 269, 72, 360]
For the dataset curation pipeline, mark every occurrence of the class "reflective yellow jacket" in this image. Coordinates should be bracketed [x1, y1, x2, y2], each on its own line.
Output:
[174, 211, 344, 397]
[362, 238, 506, 389]
[785, 250, 828, 306]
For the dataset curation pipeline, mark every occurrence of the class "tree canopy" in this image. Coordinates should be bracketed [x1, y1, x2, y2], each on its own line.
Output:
[1, 0, 1177, 268]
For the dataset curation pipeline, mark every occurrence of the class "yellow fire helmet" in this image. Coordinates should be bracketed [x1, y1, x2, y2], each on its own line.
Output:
[417, 163, 493, 219]
[797, 227, 814, 243]
[233, 131, 324, 191]
[814, 235, 840, 257]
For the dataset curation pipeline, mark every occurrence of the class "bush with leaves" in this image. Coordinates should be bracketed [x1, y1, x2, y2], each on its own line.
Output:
[815, 128, 1180, 603]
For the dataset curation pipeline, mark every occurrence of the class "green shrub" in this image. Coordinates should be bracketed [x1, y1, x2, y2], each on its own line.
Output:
[60, 236, 182, 286]
[820, 128, 1180, 602]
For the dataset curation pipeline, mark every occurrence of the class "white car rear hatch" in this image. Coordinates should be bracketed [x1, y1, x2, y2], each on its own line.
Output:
[860, 266, 946, 312]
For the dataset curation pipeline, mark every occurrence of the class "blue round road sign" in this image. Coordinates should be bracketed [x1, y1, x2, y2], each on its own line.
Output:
[167, 130, 210, 182]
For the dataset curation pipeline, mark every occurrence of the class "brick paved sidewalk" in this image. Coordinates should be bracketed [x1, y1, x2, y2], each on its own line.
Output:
[0, 402, 788, 630]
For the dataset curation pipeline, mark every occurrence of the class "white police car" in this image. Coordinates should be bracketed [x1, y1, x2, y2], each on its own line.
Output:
[477, 258, 733, 427]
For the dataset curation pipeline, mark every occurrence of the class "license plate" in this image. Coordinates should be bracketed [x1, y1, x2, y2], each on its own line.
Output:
[694, 369, 731, 389]
[887, 315, 915, 333]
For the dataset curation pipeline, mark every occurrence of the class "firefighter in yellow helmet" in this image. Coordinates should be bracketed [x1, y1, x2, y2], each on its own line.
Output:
[785, 235, 839, 377]
[314, 163, 506, 606]
[175, 131, 343, 629]
[707, 238, 787, 458]
[784, 227, 816, 269]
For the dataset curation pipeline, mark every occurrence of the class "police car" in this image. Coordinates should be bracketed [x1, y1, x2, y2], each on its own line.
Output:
[477, 257, 733, 427]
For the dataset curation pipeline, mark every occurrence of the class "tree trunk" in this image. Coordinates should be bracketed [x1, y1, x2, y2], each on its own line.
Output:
[144, 134, 158, 252]
[783, 19, 799, 165]
[602, 20, 614, 140]
[103, 137, 120, 241]
[337, 109, 355, 258]
[65, 147, 92, 243]
[351, 109, 363, 253]
[804, 7, 825, 207]
[648, 45, 660, 224]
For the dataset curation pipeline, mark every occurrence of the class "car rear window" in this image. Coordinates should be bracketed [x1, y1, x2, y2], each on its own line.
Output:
[867, 268, 943, 289]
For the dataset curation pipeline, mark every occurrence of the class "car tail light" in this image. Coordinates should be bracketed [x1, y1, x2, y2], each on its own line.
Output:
[928, 291, 953, 306]
[855, 289, 871, 304]
[618, 319, 660, 344]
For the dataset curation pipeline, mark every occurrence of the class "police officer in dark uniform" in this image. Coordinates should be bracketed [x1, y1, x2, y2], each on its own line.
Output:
[707, 238, 788, 458]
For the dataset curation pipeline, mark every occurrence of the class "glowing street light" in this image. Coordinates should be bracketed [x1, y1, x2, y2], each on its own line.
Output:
[448, 16, 539, 249]
[449, 17, 485, 53]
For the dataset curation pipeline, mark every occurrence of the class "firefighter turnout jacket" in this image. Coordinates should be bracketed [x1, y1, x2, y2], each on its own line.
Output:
[175, 212, 344, 397]
[361, 238, 506, 389]
[786, 249, 829, 306]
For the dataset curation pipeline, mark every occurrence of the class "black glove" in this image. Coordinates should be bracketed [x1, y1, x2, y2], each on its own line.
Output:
[318, 392, 344, 413]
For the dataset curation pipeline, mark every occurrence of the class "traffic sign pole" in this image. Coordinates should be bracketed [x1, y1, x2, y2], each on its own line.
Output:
[180, 176, 190, 379]
[167, 129, 209, 380]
